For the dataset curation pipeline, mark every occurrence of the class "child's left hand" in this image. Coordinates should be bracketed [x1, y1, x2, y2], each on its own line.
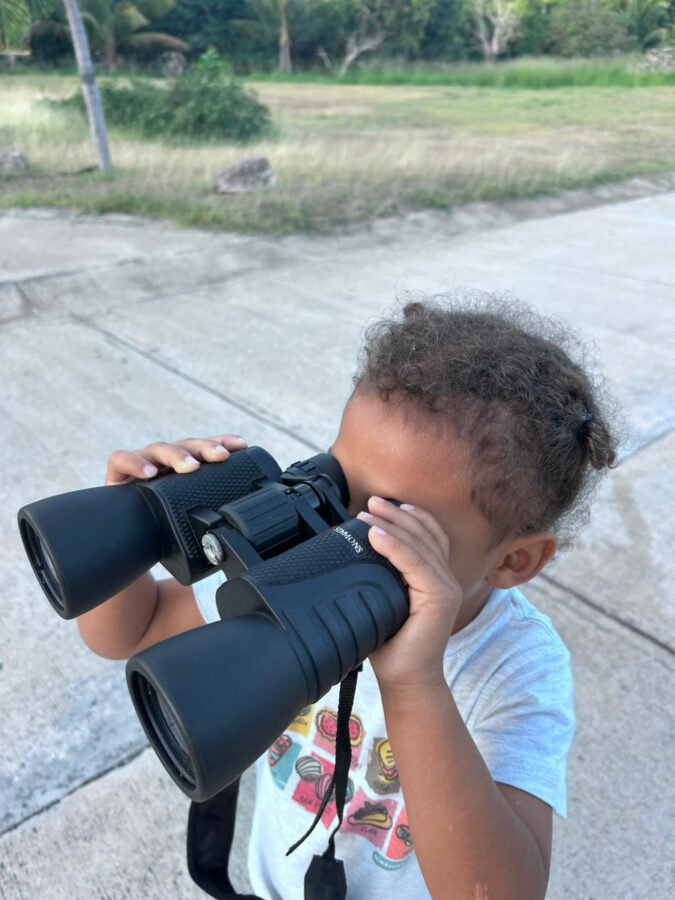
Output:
[357, 497, 463, 693]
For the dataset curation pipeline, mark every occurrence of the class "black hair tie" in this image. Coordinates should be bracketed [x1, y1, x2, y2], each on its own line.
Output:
[577, 410, 595, 441]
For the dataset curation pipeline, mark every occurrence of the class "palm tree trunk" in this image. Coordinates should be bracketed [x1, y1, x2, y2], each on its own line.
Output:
[62, 0, 112, 172]
[104, 31, 116, 72]
[278, 9, 292, 73]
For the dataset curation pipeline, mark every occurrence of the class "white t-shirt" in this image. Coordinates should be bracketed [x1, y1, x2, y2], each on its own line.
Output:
[193, 572, 575, 900]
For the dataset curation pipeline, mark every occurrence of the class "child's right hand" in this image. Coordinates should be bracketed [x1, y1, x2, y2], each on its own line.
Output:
[104, 434, 249, 486]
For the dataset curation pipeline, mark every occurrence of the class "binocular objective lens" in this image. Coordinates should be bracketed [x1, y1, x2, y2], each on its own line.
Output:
[21, 520, 65, 613]
[134, 673, 196, 791]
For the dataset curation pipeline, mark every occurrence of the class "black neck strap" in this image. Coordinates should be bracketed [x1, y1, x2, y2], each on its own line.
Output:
[287, 667, 360, 900]
[187, 776, 262, 900]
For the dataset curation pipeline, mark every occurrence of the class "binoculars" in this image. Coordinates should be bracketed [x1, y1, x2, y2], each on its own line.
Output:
[17, 447, 408, 802]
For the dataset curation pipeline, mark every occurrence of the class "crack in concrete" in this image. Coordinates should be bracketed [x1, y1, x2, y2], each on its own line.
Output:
[0, 251, 286, 300]
[539, 572, 674, 659]
[0, 744, 148, 838]
[1, 244, 302, 323]
[493, 249, 675, 291]
[0, 256, 147, 292]
[619, 422, 675, 463]
[0, 282, 30, 325]
[69, 313, 322, 453]
[102, 258, 296, 309]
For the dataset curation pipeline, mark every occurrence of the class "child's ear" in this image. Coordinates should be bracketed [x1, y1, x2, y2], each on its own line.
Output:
[487, 533, 557, 590]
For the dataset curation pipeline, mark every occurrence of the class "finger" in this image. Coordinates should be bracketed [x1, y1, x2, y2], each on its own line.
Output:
[105, 449, 162, 485]
[365, 522, 452, 595]
[366, 497, 450, 564]
[357, 511, 450, 583]
[172, 437, 239, 462]
[367, 497, 449, 559]
[397, 503, 450, 561]
[115, 442, 202, 481]
[105, 435, 248, 487]
[209, 434, 248, 451]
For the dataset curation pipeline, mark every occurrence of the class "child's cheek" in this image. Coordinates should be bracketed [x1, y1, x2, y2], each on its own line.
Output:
[447, 552, 485, 599]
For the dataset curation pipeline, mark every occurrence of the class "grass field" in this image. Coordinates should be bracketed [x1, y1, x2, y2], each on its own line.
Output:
[250, 55, 675, 88]
[2, 70, 675, 233]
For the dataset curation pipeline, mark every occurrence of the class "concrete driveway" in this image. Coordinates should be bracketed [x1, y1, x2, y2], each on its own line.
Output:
[1, 189, 673, 899]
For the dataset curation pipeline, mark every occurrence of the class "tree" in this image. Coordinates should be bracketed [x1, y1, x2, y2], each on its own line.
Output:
[311, 0, 434, 75]
[0, 0, 111, 170]
[418, 0, 478, 61]
[0, 0, 26, 47]
[0, 0, 56, 48]
[509, 0, 554, 56]
[63, 0, 112, 170]
[159, 0, 273, 68]
[470, 0, 521, 62]
[234, 0, 294, 72]
[549, 0, 633, 55]
[74, 0, 189, 71]
[620, 0, 669, 49]
[27, 4, 72, 62]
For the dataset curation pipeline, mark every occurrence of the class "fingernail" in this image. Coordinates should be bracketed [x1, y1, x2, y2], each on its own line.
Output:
[214, 444, 228, 453]
[231, 435, 247, 445]
[357, 511, 374, 520]
[143, 464, 158, 477]
[371, 526, 386, 535]
[370, 496, 385, 503]
[183, 455, 200, 466]
[401, 503, 415, 511]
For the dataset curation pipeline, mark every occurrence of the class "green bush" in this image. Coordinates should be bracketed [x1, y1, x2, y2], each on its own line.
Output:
[55, 52, 273, 142]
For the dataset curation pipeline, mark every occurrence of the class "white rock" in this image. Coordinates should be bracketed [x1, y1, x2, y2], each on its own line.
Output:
[1, 150, 29, 172]
[213, 156, 275, 194]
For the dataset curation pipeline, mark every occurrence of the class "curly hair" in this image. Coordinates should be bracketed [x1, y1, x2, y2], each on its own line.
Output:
[353, 294, 620, 547]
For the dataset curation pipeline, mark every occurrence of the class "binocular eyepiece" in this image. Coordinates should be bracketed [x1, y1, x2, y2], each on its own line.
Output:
[17, 447, 408, 801]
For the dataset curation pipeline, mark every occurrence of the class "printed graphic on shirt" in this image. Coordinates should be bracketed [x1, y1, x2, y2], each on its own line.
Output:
[341, 787, 397, 849]
[365, 737, 400, 794]
[395, 821, 413, 853]
[291, 753, 344, 828]
[372, 808, 414, 869]
[268, 733, 301, 790]
[294, 755, 355, 806]
[264, 705, 414, 871]
[313, 707, 365, 766]
[287, 704, 313, 737]
[390, 808, 414, 860]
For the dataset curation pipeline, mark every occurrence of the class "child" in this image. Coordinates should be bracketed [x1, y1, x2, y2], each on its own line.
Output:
[78, 296, 617, 900]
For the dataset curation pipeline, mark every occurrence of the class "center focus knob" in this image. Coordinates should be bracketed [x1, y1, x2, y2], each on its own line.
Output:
[218, 487, 300, 555]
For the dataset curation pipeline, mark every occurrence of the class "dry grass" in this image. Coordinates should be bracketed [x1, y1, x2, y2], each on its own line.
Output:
[2, 74, 675, 233]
